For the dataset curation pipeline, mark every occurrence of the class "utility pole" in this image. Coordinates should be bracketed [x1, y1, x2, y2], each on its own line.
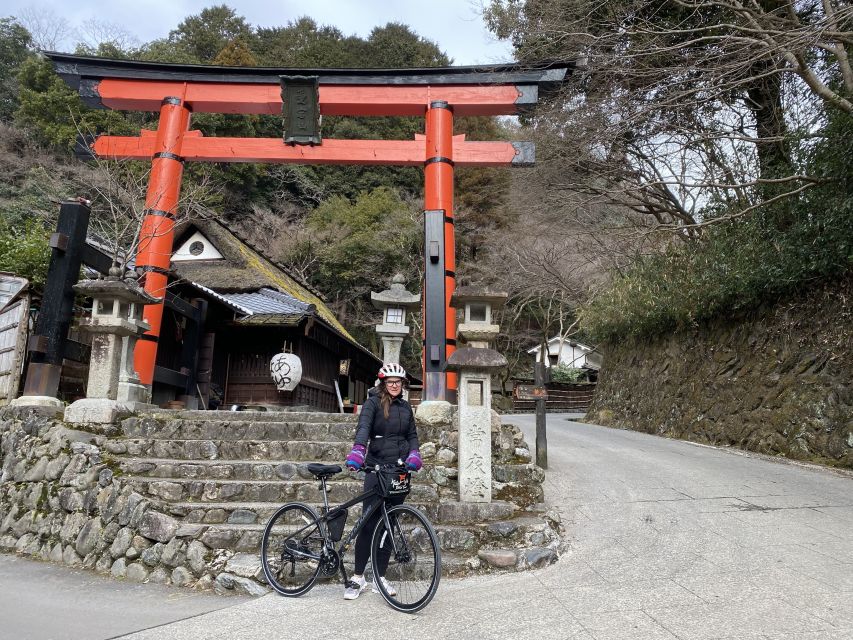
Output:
[534, 360, 548, 469]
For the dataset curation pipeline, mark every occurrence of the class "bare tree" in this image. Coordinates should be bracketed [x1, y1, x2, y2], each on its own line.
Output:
[485, 0, 853, 232]
[76, 20, 140, 54]
[16, 7, 73, 51]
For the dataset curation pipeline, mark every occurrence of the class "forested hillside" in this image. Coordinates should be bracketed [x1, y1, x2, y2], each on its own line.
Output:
[1, 2, 850, 384]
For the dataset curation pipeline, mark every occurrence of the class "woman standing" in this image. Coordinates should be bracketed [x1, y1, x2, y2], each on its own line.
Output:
[343, 362, 422, 600]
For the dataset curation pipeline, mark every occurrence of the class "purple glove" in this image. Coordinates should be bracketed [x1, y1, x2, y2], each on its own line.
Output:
[405, 449, 422, 472]
[346, 444, 366, 471]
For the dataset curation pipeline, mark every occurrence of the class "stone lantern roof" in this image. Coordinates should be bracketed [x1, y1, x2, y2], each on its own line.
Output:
[446, 346, 508, 372]
[450, 286, 508, 309]
[371, 273, 420, 310]
[73, 274, 161, 305]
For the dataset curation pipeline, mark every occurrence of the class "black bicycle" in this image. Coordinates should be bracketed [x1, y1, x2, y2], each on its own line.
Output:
[260, 462, 441, 613]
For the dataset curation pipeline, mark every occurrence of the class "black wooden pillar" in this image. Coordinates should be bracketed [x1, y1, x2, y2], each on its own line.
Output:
[21, 201, 91, 398]
[423, 208, 447, 402]
[177, 298, 208, 409]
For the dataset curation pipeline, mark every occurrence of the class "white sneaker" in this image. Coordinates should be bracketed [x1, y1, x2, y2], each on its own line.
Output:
[343, 575, 367, 600]
[374, 576, 397, 597]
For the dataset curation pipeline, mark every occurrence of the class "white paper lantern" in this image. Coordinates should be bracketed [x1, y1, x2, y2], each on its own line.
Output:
[270, 353, 302, 391]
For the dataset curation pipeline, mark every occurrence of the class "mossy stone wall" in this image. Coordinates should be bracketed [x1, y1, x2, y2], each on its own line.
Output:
[587, 278, 853, 468]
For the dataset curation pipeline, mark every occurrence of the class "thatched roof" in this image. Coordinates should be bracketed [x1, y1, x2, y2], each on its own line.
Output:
[171, 217, 354, 341]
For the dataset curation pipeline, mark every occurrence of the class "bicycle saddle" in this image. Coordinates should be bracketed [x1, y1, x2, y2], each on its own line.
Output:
[307, 463, 342, 478]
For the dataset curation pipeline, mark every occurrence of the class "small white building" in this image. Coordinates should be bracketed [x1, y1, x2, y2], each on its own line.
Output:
[527, 336, 603, 371]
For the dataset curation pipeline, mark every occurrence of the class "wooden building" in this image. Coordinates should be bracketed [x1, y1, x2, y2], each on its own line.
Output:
[152, 218, 381, 412]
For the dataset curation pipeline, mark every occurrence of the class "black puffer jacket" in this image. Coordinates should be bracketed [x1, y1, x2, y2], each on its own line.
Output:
[354, 392, 419, 466]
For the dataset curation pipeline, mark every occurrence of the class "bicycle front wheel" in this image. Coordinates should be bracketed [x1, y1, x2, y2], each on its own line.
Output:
[371, 505, 441, 613]
[260, 502, 324, 596]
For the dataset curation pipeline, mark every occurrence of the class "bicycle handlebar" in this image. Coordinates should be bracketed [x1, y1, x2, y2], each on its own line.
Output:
[362, 460, 409, 473]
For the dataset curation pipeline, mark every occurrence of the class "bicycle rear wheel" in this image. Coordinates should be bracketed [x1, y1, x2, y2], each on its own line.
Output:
[371, 505, 441, 613]
[260, 502, 324, 596]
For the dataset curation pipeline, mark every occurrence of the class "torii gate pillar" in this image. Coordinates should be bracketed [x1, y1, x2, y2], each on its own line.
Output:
[423, 101, 456, 402]
[134, 97, 191, 385]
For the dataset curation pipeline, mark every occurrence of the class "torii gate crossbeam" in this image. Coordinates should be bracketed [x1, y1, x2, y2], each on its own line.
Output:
[47, 53, 574, 404]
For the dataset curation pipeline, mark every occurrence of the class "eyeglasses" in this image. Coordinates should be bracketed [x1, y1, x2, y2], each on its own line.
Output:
[385, 379, 403, 386]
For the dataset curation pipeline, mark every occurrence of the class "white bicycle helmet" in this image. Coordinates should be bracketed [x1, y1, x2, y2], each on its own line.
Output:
[377, 362, 407, 380]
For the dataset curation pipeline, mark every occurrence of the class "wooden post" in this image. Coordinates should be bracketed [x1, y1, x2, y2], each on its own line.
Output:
[535, 360, 548, 469]
[177, 298, 207, 409]
[21, 201, 91, 398]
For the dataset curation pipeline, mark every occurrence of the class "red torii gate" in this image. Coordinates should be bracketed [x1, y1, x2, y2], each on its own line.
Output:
[47, 53, 573, 403]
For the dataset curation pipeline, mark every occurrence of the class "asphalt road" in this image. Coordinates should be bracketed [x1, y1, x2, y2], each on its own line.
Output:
[0, 554, 249, 640]
[1, 413, 851, 639]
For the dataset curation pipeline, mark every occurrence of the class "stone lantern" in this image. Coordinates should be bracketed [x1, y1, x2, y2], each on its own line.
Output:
[446, 286, 508, 503]
[370, 273, 420, 365]
[64, 269, 160, 424]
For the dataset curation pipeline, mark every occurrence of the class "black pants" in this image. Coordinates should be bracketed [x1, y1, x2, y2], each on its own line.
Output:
[353, 472, 406, 576]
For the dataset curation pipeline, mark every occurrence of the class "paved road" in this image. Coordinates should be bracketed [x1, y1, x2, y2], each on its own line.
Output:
[0, 553, 249, 640]
[2, 415, 852, 639]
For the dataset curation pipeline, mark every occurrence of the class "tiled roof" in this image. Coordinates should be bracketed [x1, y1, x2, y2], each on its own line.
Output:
[225, 288, 314, 316]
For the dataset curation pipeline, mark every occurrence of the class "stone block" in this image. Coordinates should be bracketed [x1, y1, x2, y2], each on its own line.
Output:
[172, 566, 193, 587]
[44, 454, 69, 481]
[110, 558, 127, 578]
[23, 457, 49, 482]
[60, 512, 87, 544]
[126, 562, 149, 582]
[138, 511, 179, 543]
[224, 553, 262, 579]
[187, 541, 209, 576]
[521, 547, 557, 569]
[214, 572, 268, 597]
[9, 396, 64, 416]
[477, 549, 517, 568]
[110, 527, 134, 558]
[416, 401, 453, 426]
[64, 399, 126, 424]
[141, 542, 164, 567]
[148, 567, 170, 584]
[62, 544, 83, 566]
[227, 509, 257, 525]
[75, 518, 103, 557]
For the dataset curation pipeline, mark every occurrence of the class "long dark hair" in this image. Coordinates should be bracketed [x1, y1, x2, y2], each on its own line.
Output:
[378, 379, 406, 419]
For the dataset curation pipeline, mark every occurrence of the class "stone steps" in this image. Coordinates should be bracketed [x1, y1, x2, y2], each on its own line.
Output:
[107, 439, 353, 461]
[120, 417, 453, 447]
[144, 512, 539, 558]
[157, 497, 516, 527]
[116, 458, 446, 481]
[123, 475, 441, 504]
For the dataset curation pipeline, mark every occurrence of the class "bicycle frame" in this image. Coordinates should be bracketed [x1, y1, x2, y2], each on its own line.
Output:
[283, 470, 405, 585]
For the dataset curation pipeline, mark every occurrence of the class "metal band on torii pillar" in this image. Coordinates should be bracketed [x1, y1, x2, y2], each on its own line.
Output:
[423, 100, 456, 403]
[133, 96, 191, 386]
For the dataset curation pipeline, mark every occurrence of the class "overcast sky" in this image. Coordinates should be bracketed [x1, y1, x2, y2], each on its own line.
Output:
[4, 0, 515, 66]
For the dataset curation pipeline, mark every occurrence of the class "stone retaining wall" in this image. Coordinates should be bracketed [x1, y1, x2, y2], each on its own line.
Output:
[587, 278, 853, 468]
[0, 406, 563, 595]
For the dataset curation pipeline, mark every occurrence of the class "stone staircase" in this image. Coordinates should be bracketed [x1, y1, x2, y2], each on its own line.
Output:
[0, 407, 562, 596]
[107, 410, 559, 580]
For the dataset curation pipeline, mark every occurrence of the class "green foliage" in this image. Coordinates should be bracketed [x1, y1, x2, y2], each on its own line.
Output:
[0, 219, 50, 289]
[0, 17, 32, 122]
[301, 187, 421, 299]
[581, 113, 853, 342]
[168, 4, 253, 63]
[549, 364, 587, 383]
[15, 56, 137, 148]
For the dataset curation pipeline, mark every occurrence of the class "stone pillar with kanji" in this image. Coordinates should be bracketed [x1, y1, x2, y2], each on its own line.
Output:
[446, 287, 508, 503]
